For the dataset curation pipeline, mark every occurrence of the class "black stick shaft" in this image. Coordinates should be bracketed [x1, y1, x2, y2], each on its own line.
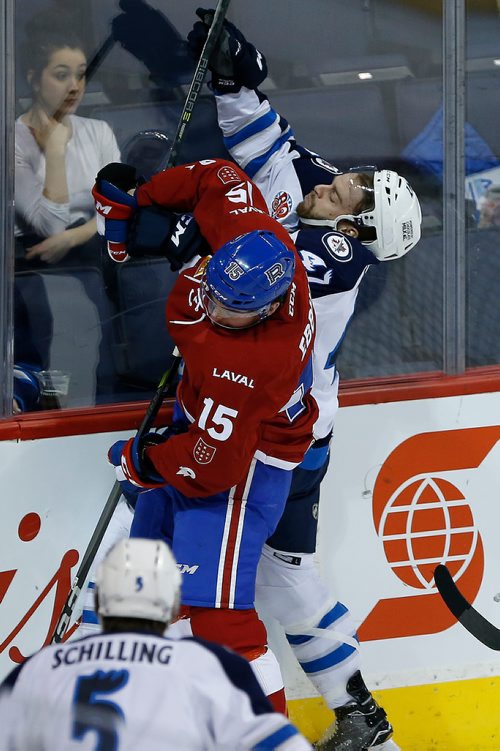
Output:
[434, 564, 500, 650]
[160, 0, 232, 170]
[50, 347, 181, 644]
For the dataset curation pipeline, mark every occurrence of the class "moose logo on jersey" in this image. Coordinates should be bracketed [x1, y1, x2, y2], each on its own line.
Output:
[271, 191, 293, 220]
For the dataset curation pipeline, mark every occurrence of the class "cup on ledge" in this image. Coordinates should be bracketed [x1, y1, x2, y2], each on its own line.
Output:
[36, 370, 71, 410]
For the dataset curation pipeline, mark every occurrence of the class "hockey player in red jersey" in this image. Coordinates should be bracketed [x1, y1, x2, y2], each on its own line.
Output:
[93, 158, 318, 712]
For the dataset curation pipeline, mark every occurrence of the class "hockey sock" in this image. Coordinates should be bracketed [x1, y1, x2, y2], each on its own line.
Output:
[190, 606, 286, 713]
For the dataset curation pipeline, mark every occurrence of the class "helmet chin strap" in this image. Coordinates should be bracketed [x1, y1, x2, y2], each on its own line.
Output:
[299, 213, 361, 230]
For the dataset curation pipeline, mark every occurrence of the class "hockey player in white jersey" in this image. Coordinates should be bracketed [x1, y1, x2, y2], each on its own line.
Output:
[0, 538, 311, 751]
[186, 9, 422, 750]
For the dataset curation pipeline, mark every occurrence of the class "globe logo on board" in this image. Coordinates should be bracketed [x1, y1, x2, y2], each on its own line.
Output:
[358, 427, 496, 641]
[378, 475, 479, 590]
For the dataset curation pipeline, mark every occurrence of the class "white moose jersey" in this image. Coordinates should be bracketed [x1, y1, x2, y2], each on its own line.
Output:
[0, 632, 311, 751]
[216, 87, 379, 439]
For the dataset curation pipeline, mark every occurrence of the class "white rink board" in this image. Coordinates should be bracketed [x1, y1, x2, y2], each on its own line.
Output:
[262, 391, 500, 698]
[1, 391, 500, 695]
[0, 429, 133, 682]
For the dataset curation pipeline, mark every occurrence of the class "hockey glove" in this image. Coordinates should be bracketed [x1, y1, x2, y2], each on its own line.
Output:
[92, 163, 139, 263]
[187, 8, 268, 93]
[108, 432, 168, 490]
[128, 207, 210, 271]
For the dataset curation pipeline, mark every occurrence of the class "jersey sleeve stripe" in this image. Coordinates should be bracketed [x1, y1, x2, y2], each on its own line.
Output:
[223, 109, 279, 150]
[0, 662, 26, 689]
[252, 723, 300, 749]
[189, 637, 273, 715]
[245, 131, 294, 179]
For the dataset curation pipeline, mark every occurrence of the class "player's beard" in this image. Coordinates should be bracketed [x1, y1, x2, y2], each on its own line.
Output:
[296, 191, 316, 219]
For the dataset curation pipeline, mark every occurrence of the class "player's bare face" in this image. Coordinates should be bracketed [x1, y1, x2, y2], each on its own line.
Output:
[207, 301, 263, 329]
[35, 47, 86, 119]
[201, 284, 279, 329]
[297, 173, 366, 221]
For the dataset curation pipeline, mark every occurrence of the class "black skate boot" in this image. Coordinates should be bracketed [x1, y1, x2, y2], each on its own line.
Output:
[313, 671, 399, 751]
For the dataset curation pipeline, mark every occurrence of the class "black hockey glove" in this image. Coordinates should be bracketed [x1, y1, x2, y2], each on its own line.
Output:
[128, 207, 210, 271]
[137, 421, 189, 480]
[95, 162, 139, 194]
[187, 7, 268, 93]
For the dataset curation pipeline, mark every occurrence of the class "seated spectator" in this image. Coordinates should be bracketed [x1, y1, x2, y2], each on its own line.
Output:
[0, 538, 311, 750]
[15, 17, 120, 268]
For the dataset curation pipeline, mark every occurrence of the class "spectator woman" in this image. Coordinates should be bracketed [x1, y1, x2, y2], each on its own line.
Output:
[15, 22, 120, 266]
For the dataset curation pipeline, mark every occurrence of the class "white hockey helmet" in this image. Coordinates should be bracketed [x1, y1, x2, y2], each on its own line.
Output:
[96, 538, 181, 623]
[354, 170, 422, 261]
[301, 169, 422, 261]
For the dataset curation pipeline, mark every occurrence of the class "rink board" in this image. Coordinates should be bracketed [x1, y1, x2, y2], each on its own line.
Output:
[1, 390, 500, 747]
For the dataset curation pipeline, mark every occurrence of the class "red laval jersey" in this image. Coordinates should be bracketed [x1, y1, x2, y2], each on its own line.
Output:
[136, 160, 318, 497]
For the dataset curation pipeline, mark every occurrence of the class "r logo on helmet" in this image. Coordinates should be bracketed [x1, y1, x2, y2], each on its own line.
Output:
[265, 262, 286, 285]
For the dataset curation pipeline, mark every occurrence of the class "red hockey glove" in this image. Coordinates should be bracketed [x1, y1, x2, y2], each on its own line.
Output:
[108, 433, 167, 489]
[92, 163, 139, 263]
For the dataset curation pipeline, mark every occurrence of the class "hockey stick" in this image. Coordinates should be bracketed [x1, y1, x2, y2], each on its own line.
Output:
[85, 33, 115, 83]
[50, 347, 182, 644]
[434, 564, 500, 650]
[51, 2, 231, 643]
[159, 0, 232, 170]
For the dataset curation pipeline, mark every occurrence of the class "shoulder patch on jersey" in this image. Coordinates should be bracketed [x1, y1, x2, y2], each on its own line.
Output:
[322, 232, 353, 263]
[271, 191, 293, 220]
[217, 165, 241, 184]
[193, 438, 216, 464]
[311, 157, 341, 175]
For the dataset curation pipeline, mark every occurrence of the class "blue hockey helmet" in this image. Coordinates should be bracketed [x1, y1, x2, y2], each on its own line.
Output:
[203, 230, 295, 317]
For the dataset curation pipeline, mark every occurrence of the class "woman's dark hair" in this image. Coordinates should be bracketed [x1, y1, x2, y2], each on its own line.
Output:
[21, 12, 86, 82]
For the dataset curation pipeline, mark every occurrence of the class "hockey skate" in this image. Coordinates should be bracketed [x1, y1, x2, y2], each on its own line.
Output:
[313, 671, 400, 751]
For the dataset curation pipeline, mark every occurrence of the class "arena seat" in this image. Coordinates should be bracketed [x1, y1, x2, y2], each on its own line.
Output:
[466, 227, 500, 367]
[91, 98, 230, 169]
[268, 84, 398, 164]
[336, 234, 444, 379]
[14, 266, 117, 407]
[113, 258, 178, 389]
[467, 73, 500, 157]
[394, 77, 443, 153]
[395, 73, 500, 159]
[335, 261, 409, 380]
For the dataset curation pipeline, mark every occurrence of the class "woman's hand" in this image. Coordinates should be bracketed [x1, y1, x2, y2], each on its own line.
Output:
[25, 219, 97, 264]
[25, 229, 75, 263]
[29, 108, 71, 154]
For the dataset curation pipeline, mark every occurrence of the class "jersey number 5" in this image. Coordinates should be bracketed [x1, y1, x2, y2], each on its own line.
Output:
[198, 397, 238, 441]
[72, 669, 129, 750]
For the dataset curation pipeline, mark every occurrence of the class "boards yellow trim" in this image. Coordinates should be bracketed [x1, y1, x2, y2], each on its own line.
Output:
[287, 676, 500, 750]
